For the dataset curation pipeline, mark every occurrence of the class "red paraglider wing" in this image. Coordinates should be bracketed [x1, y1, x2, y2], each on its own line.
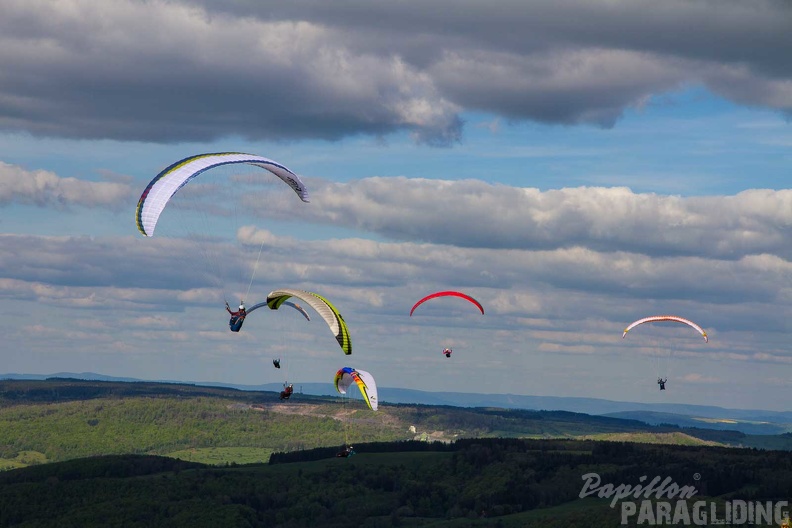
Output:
[409, 291, 484, 316]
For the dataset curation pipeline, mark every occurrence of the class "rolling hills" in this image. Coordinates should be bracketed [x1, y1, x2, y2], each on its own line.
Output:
[7, 371, 791, 435]
[1, 378, 792, 526]
[0, 378, 790, 471]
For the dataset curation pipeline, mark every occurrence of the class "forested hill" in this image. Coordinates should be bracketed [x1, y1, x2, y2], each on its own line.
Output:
[8, 371, 791, 425]
[0, 377, 251, 403]
[0, 378, 791, 472]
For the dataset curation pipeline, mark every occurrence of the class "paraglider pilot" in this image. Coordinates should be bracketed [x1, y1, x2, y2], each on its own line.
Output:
[226, 302, 246, 332]
[280, 383, 294, 400]
[272, 358, 281, 369]
[657, 377, 667, 391]
[336, 445, 355, 458]
[442, 348, 452, 358]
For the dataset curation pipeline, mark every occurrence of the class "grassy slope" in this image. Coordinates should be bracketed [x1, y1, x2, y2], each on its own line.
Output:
[0, 396, 405, 465]
[579, 431, 722, 446]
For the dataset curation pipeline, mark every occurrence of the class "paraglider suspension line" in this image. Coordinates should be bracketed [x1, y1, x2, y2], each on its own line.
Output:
[244, 239, 266, 304]
[342, 395, 349, 447]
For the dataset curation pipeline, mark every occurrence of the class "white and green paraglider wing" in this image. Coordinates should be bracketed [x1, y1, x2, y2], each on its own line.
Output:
[135, 152, 309, 237]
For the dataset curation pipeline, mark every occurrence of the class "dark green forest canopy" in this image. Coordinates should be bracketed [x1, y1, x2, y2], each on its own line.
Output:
[1, 439, 791, 527]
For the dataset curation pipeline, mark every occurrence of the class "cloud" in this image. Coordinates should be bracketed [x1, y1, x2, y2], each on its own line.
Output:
[0, 0, 460, 145]
[6, 170, 791, 301]
[3, 231, 253, 298]
[1, 208, 788, 334]
[430, 47, 687, 127]
[272, 178, 792, 260]
[0, 161, 133, 208]
[2, 170, 788, 331]
[0, 0, 789, 144]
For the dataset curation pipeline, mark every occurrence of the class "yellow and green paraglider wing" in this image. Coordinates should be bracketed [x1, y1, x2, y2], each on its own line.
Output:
[266, 288, 351, 355]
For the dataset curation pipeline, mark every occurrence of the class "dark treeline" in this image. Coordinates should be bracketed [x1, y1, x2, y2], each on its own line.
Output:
[0, 454, 204, 485]
[1, 438, 791, 527]
[270, 437, 597, 464]
[270, 439, 459, 463]
[272, 436, 792, 499]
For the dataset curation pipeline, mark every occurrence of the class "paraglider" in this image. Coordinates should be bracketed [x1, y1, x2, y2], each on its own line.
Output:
[410, 291, 483, 358]
[335, 445, 356, 458]
[623, 315, 708, 342]
[334, 367, 378, 411]
[409, 291, 484, 317]
[334, 367, 377, 455]
[250, 300, 311, 386]
[279, 383, 294, 401]
[266, 289, 351, 355]
[622, 315, 708, 389]
[135, 153, 310, 328]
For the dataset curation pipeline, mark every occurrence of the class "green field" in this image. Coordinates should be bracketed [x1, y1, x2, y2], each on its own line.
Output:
[580, 431, 722, 446]
[0, 450, 48, 471]
[166, 447, 274, 465]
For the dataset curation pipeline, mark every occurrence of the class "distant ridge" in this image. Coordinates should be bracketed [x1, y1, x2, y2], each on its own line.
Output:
[3, 372, 790, 431]
[2, 372, 144, 383]
[602, 410, 789, 435]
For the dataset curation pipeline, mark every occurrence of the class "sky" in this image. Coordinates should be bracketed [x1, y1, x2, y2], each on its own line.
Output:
[0, 0, 790, 412]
